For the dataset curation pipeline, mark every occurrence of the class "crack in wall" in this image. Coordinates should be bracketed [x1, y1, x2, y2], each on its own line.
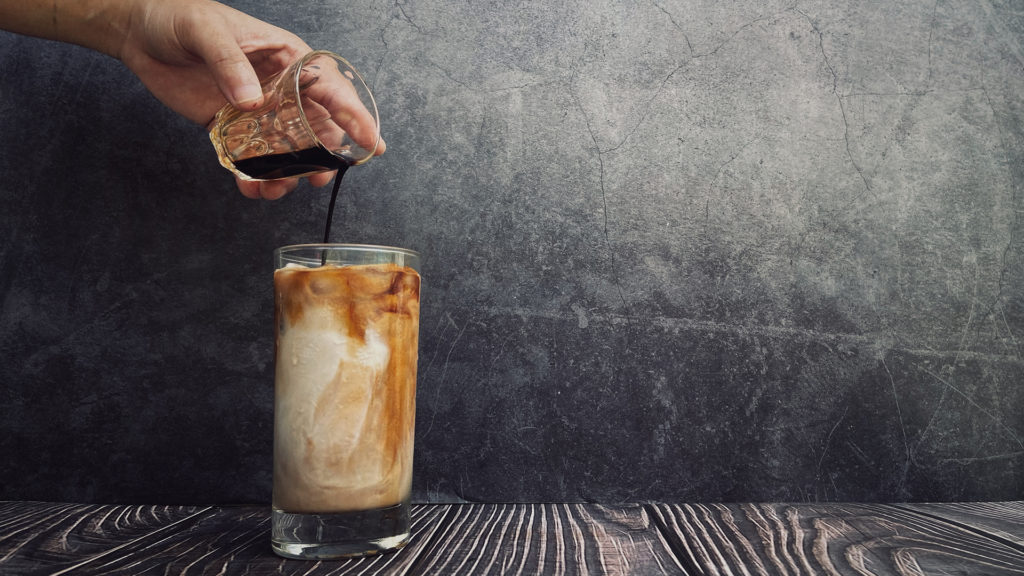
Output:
[564, 6, 795, 319]
[922, 365, 1024, 450]
[567, 51, 630, 317]
[979, 82, 1022, 360]
[927, 0, 940, 84]
[795, 8, 874, 197]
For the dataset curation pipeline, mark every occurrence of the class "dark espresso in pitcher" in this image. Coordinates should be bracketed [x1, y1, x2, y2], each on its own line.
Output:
[234, 146, 350, 180]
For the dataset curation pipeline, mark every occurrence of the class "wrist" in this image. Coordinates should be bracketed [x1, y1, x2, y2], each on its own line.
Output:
[52, 0, 137, 58]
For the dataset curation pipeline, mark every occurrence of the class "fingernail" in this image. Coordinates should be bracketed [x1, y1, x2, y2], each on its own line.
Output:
[234, 85, 263, 109]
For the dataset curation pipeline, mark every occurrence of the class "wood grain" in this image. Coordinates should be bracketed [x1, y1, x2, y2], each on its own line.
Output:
[3, 502, 1023, 575]
[0, 501, 209, 575]
[53, 504, 451, 575]
[650, 502, 1024, 576]
[408, 503, 686, 575]
[899, 501, 1024, 547]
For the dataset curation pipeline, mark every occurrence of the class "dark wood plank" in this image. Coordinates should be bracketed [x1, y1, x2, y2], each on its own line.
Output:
[409, 503, 687, 575]
[0, 501, 210, 575]
[651, 503, 1024, 576]
[6, 502, 1024, 575]
[56, 504, 451, 575]
[899, 501, 1024, 547]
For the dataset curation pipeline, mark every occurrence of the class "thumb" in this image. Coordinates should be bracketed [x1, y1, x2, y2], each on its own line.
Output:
[184, 25, 264, 109]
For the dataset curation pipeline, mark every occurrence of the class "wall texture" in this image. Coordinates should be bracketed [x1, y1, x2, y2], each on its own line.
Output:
[1, 0, 1021, 505]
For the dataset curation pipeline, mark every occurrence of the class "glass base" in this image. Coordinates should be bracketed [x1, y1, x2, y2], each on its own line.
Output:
[271, 501, 411, 559]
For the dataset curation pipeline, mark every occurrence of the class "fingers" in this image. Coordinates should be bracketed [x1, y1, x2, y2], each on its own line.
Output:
[173, 3, 306, 111]
[184, 22, 264, 109]
[258, 179, 299, 200]
[236, 177, 295, 199]
[300, 56, 381, 158]
[235, 178, 263, 199]
[235, 172, 334, 200]
[307, 172, 336, 188]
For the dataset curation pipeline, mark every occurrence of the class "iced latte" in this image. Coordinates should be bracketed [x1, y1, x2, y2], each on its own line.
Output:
[271, 245, 420, 559]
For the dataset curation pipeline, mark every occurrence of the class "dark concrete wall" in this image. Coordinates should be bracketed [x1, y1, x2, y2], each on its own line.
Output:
[1, 0, 1021, 505]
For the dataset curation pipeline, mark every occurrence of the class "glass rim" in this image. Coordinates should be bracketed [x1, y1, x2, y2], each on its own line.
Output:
[294, 50, 381, 166]
[275, 243, 421, 259]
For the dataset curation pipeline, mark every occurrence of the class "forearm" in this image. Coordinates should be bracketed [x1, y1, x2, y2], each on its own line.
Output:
[0, 0, 133, 58]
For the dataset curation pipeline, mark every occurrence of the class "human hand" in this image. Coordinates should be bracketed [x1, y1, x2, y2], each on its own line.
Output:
[115, 0, 384, 199]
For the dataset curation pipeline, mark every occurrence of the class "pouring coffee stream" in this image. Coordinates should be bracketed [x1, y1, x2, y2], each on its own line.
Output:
[323, 166, 348, 245]
[321, 165, 349, 265]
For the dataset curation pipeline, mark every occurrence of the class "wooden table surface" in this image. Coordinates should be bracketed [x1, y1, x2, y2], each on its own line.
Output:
[1, 501, 1022, 575]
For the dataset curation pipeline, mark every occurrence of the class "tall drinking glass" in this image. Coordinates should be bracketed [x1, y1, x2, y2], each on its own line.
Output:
[271, 244, 421, 559]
